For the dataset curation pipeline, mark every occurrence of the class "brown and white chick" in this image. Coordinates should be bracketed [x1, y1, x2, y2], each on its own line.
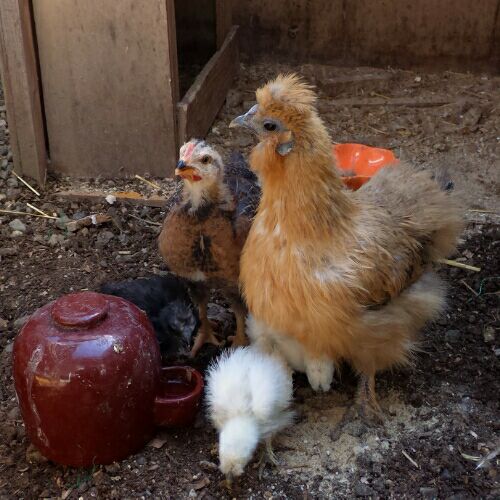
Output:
[159, 139, 260, 356]
[231, 74, 464, 419]
[206, 346, 294, 481]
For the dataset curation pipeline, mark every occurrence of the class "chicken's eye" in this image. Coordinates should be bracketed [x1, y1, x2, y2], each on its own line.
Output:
[201, 156, 211, 164]
[263, 121, 277, 132]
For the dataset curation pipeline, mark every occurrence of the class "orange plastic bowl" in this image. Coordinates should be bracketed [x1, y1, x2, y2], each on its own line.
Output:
[333, 143, 398, 190]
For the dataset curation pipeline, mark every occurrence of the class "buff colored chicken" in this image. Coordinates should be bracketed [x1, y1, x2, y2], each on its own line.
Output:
[230, 74, 463, 418]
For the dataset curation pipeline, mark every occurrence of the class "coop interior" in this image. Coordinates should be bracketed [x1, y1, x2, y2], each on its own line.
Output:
[175, 0, 217, 97]
[0, 0, 499, 499]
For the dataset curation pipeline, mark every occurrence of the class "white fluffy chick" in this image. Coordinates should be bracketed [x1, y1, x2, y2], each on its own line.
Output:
[247, 314, 335, 392]
[206, 346, 294, 480]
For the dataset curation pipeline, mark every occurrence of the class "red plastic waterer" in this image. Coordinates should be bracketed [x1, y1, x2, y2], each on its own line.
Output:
[12, 291, 204, 467]
[334, 143, 398, 190]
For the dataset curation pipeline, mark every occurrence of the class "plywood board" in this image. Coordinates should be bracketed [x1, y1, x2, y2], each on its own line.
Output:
[177, 26, 239, 144]
[233, 0, 344, 61]
[233, 0, 499, 70]
[33, 0, 178, 178]
[344, 0, 499, 65]
[0, 0, 47, 184]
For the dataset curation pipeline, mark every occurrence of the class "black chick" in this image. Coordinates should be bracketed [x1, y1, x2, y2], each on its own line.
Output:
[99, 275, 200, 359]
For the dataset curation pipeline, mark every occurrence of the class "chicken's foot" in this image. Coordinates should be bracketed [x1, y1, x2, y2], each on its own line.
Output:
[227, 303, 249, 347]
[330, 374, 383, 441]
[190, 299, 220, 356]
[256, 438, 280, 479]
[356, 373, 384, 424]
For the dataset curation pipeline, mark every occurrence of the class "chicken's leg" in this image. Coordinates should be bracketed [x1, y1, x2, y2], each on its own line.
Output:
[356, 373, 384, 423]
[257, 438, 279, 478]
[330, 373, 383, 441]
[228, 298, 249, 347]
[190, 289, 220, 356]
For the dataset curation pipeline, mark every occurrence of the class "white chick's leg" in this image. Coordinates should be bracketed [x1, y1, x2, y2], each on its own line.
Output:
[257, 437, 280, 479]
[305, 355, 335, 392]
[265, 437, 279, 466]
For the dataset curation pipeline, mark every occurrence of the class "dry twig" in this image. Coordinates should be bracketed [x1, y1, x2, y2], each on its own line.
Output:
[26, 203, 52, 218]
[401, 449, 419, 469]
[438, 258, 481, 273]
[135, 174, 161, 190]
[476, 446, 500, 469]
[0, 209, 55, 219]
[460, 280, 480, 297]
[128, 213, 162, 226]
[11, 171, 41, 196]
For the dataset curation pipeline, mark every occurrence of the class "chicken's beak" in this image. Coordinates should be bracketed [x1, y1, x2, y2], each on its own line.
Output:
[175, 160, 202, 181]
[229, 104, 259, 133]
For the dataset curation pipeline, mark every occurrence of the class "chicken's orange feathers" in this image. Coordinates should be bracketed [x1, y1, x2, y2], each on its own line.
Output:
[240, 74, 463, 388]
[256, 74, 316, 116]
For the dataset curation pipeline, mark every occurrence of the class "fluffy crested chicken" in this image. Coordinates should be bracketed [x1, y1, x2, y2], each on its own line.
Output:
[158, 139, 260, 355]
[231, 74, 464, 417]
[206, 346, 294, 480]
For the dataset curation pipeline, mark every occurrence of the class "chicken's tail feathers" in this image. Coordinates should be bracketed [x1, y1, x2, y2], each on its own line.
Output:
[430, 167, 454, 192]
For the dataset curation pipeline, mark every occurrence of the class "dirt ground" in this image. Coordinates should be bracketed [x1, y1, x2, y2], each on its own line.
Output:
[0, 63, 499, 499]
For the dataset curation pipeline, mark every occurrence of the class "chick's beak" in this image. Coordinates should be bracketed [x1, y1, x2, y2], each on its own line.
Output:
[176, 159, 187, 170]
[175, 160, 201, 181]
[229, 104, 259, 132]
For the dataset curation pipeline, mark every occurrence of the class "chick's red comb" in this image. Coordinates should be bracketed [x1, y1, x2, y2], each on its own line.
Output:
[182, 141, 196, 162]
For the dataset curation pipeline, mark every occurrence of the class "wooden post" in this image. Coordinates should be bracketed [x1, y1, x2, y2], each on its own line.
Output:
[216, 0, 232, 49]
[0, 0, 47, 185]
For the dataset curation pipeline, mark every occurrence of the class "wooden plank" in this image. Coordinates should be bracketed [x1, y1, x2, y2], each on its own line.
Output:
[344, 0, 499, 67]
[233, 0, 343, 62]
[325, 97, 454, 108]
[166, 0, 180, 106]
[0, 0, 47, 185]
[316, 73, 395, 97]
[57, 190, 166, 208]
[216, 0, 232, 49]
[232, 0, 499, 70]
[32, 0, 178, 178]
[177, 25, 239, 144]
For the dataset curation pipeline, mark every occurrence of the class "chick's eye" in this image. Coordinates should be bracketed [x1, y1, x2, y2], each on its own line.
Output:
[201, 156, 211, 164]
[263, 121, 277, 132]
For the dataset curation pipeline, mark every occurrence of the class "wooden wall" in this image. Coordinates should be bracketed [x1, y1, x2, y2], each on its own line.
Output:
[32, 0, 179, 179]
[233, 0, 500, 71]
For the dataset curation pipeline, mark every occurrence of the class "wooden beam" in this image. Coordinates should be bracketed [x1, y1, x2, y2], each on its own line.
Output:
[177, 25, 239, 145]
[216, 0, 232, 49]
[328, 96, 453, 107]
[0, 0, 47, 185]
[57, 190, 166, 208]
